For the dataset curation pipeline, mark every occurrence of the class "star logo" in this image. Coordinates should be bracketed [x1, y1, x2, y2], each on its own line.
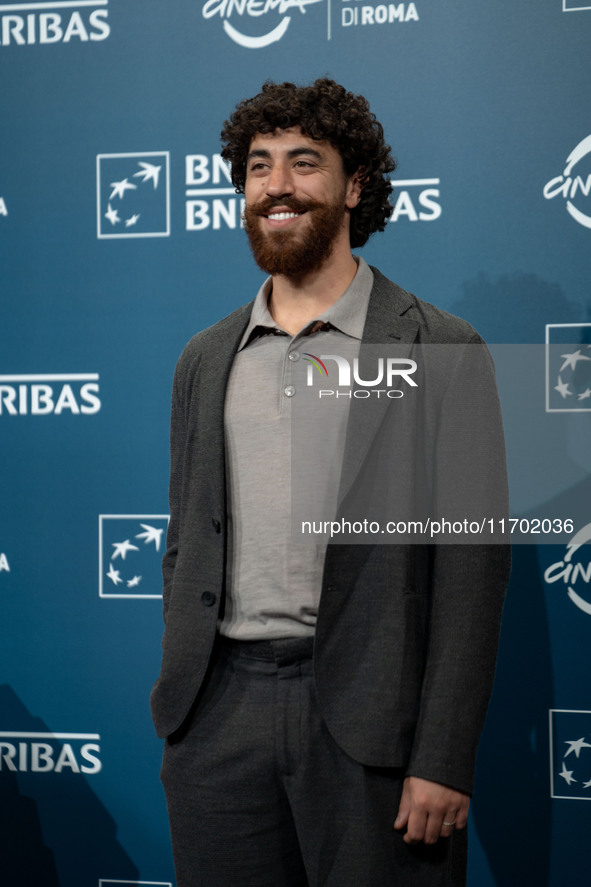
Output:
[560, 350, 591, 372]
[554, 375, 572, 399]
[96, 152, 170, 239]
[546, 324, 591, 412]
[104, 203, 120, 226]
[134, 161, 161, 188]
[135, 523, 164, 551]
[550, 710, 591, 799]
[106, 565, 123, 586]
[109, 178, 137, 201]
[559, 761, 576, 785]
[111, 539, 140, 561]
[564, 736, 591, 758]
[99, 514, 169, 598]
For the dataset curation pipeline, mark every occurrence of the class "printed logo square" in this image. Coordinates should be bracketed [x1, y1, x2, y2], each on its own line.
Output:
[550, 709, 591, 800]
[545, 323, 591, 412]
[99, 881, 173, 887]
[96, 152, 170, 239]
[99, 514, 169, 599]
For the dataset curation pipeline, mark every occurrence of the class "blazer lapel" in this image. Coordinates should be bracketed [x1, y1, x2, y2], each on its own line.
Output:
[338, 269, 420, 505]
[194, 304, 253, 517]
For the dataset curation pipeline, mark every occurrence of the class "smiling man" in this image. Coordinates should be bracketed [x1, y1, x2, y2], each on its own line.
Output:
[151, 79, 510, 887]
[242, 128, 360, 288]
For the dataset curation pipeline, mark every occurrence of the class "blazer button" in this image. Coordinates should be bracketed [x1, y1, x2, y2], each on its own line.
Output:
[211, 518, 221, 533]
[201, 591, 216, 607]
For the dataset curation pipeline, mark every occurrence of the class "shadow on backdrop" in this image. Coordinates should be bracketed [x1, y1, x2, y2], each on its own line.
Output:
[0, 685, 140, 887]
[470, 546, 553, 887]
[449, 271, 574, 887]
[450, 270, 585, 344]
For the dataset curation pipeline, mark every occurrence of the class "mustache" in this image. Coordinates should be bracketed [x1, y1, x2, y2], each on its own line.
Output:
[247, 196, 322, 216]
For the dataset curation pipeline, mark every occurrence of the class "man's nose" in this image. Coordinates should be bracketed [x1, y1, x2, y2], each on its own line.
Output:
[265, 164, 295, 198]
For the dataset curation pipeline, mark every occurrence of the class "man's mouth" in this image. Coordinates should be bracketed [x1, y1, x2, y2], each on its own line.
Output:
[265, 211, 304, 221]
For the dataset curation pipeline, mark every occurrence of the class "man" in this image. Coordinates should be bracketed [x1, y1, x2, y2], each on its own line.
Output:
[151, 78, 510, 887]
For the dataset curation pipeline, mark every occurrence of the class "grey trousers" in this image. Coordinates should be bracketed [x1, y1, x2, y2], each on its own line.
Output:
[161, 636, 467, 887]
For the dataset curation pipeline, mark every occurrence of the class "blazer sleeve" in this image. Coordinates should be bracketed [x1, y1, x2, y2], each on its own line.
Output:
[405, 338, 511, 794]
[161, 354, 190, 622]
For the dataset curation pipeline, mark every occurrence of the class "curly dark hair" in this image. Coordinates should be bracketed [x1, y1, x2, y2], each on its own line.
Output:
[220, 78, 396, 249]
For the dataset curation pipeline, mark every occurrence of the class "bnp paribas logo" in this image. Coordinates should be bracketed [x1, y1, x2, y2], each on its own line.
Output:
[98, 514, 169, 599]
[550, 710, 591, 800]
[562, 1, 591, 11]
[546, 324, 591, 412]
[0, 1, 111, 47]
[96, 152, 170, 239]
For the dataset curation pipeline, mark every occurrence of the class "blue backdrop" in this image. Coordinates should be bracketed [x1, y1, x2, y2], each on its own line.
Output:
[1, 1, 590, 884]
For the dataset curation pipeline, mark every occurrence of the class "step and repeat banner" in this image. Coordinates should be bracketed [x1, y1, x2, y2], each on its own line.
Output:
[1, 1, 590, 885]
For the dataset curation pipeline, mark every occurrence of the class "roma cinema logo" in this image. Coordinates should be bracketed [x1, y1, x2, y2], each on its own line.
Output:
[544, 521, 591, 616]
[200, 0, 323, 49]
[543, 134, 591, 230]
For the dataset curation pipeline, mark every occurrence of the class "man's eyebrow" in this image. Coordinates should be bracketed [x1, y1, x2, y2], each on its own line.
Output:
[286, 147, 324, 160]
[246, 146, 325, 163]
[246, 149, 271, 162]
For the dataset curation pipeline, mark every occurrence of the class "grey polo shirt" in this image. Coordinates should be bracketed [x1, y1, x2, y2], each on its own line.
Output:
[221, 257, 374, 640]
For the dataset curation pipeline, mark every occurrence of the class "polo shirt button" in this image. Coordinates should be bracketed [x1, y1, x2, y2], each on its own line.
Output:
[201, 591, 216, 607]
[284, 386, 296, 397]
[288, 351, 300, 362]
[212, 518, 221, 533]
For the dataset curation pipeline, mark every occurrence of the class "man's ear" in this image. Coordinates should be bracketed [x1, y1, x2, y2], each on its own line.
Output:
[345, 167, 366, 209]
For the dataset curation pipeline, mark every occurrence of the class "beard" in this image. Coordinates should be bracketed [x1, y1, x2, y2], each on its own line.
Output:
[243, 194, 348, 278]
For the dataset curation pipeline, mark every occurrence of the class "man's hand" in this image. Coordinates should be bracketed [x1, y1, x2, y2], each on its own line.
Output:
[393, 776, 470, 845]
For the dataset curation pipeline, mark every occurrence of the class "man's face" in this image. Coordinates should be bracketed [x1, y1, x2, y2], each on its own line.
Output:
[243, 128, 361, 278]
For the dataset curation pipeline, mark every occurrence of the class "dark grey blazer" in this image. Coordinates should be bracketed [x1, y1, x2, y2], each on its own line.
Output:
[150, 268, 510, 795]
